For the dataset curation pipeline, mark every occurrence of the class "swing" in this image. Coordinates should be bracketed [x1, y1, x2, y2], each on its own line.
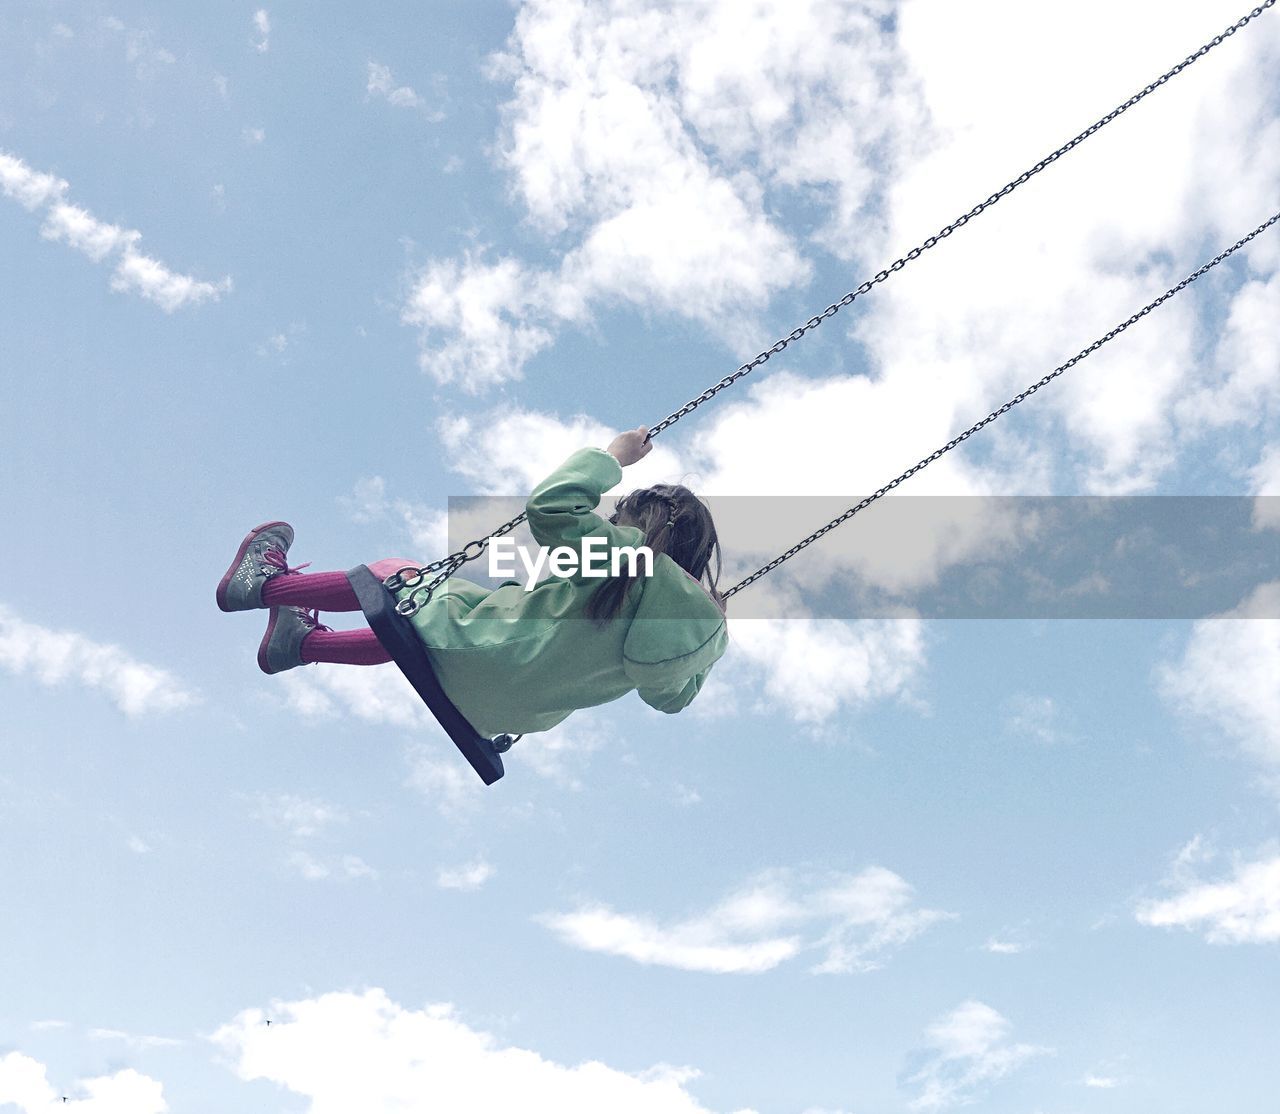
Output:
[362, 0, 1278, 784]
[346, 564, 515, 785]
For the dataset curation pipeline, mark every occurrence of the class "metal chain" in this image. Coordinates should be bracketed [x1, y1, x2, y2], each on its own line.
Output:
[722, 211, 1280, 599]
[385, 0, 1276, 617]
[389, 505, 530, 615]
[646, 0, 1276, 439]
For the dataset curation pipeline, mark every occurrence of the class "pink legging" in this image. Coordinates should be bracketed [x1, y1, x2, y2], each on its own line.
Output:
[261, 558, 416, 666]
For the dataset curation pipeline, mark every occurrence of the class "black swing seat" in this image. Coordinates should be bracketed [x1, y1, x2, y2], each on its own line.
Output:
[346, 564, 506, 785]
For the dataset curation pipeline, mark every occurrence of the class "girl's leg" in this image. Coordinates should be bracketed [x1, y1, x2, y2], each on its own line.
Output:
[261, 570, 361, 610]
[260, 557, 421, 611]
[300, 626, 392, 666]
[258, 558, 421, 671]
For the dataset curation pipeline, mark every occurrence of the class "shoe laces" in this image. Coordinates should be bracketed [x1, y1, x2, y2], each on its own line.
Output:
[262, 546, 311, 576]
[297, 607, 332, 633]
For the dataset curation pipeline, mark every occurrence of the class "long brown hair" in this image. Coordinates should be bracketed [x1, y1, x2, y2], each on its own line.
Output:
[584, 484, 723, 625]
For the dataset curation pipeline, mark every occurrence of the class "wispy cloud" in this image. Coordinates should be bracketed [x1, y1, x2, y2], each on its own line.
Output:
[1253, 445, 1280, 531]
[367, 62, 442, 118]
[279, 665, 432, 730]
[253, 793, 347, 839]
[288, 851, 377, 882]
[540, 866, 949, 975]
[0, 151, 231, 311]
[89, 1027, 185, 1051]
[901, 1001, 1049, 1111]
[1156, 581, 1280, 789]
[252, 10, 271, 53]
[1001, 694, 1075, 746]
[437, 860, 495, 891]
[213, 988, 724, 1112]
[0, 603, 197, 717]
[1136, 838, 1280, 944]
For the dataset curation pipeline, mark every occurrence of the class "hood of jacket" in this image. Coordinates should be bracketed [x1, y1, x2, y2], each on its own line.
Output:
[621, 554, 728, 689]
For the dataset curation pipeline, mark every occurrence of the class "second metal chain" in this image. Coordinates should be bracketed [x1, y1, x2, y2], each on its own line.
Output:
[723, 212, 1280, 599]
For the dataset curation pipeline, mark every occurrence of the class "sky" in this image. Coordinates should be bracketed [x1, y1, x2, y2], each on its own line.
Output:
[1, 1, 1279, 1111]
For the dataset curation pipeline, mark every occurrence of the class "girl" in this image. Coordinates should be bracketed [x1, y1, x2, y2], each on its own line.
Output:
[216, 428, 728, 738]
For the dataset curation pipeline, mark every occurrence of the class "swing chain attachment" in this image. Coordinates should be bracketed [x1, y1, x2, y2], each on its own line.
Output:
[644, 0, 1277, 442]
[722, 210, 1280, 599]
[386, 507, 531, 617]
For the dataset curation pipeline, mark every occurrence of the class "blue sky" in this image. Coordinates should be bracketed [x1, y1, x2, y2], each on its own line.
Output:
[2, 1, 1279, 1111]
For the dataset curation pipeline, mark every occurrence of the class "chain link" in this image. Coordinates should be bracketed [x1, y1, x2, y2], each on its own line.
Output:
[723, 212, 1280, 599]
[387, 505, 531, 616]
[383, 0, 1276, 614]
[646, 0, 1276, 439]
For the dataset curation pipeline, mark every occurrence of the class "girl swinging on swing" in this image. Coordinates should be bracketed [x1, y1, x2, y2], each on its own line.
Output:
[215, 428, 728, 737]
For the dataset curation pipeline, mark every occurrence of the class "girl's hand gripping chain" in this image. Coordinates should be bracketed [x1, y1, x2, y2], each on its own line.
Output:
[606, 426, 653, 467]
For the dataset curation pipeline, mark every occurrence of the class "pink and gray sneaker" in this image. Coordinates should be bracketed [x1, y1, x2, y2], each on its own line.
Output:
[215, 521, 299, 612]
[258, 607, 330, 675]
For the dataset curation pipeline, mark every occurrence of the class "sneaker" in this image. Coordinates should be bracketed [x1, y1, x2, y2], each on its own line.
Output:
[216, 521, 297, 612]
[257, 607, 329, 675]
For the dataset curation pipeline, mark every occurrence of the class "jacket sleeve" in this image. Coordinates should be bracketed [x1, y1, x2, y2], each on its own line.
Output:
[525, 446, 638, 559]
[637, 665, 713, 714]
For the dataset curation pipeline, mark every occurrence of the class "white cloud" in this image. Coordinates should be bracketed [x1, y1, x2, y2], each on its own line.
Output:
[1253, 445, 1280, 530]
[540, 865, 948, 975]
[436, 408, 684, 494]
[242, 126, 266, 145]
[1156, 581, 1280, 786]
[1083, 1074, 1121, 1088]
[404, 744, 488, 818]
[279, 663, 433, 730]
[367, 62, 442, 117]
[89, 1028, 185, 1051]
[402, 254, 569, 391]
[437, 860, 496, 891]
[339, 475, 450, 556]
[408, 0, 911, 387]
[110, 248, 233, 312]
[252, 10, 270, 53]
[514, 712, 606, 787]
[41, 202, 140, 261]
[1136, 840, 1280, 944]
[212, 988, 750, 1113]
[253, 793, 347, 838]
[725, 608, 927, 726]
[1001, 694, 1073, 746]
[0, 603, 197, 717]
[288, 851, 377, 882]
[0, 151, 231, 311]
[1176, 271, 1280, 430]
[902, 1001, 1048, 1111]
[982, 923, 1033, 955]
[0, 152, 68, 209]
[126, 835, 152, 855]
[103, 17, 176, 78]
[0, 1051, 168, 1114]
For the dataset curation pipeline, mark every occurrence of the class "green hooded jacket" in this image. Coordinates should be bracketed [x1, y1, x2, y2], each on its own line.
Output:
[393, 446, 729, 737]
